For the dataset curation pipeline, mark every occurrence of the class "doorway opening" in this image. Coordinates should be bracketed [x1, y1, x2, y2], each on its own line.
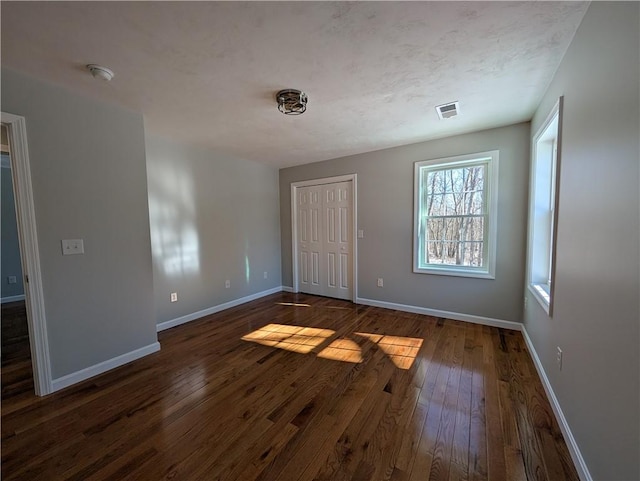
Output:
[1, 113, 52, 396]
[1, 125, 33, 398]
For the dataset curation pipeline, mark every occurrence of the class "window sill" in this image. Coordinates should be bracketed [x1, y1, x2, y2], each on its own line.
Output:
[528, 283, 551, 314]
[414, 266, 495, 279]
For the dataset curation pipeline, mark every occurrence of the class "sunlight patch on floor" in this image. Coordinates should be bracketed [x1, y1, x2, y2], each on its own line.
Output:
[355, 332, 423, 369]
[241, 323, 424, 369]
[317, 338, 364, 363]
[241, 323, 334, 354]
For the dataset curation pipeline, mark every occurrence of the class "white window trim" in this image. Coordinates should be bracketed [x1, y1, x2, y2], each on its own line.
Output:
[527, 97, 563, 315]
[413, 150, 499, 279]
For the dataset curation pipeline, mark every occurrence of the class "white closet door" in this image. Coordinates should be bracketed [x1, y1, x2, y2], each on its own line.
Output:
[297, 185, 324, 296]
[323, 181, 352, 300]
[296, 181, 352, 300]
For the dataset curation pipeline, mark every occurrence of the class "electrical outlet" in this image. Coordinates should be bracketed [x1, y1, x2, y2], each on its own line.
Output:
[170, 292, 178, 303]
[263, 271, 268, 279]
[225, 280, 231, 288]
[7, 276, 17, 284]
[524, 297, 528, 309]
[377, 278, 383, 287]
[556, 346, 563, 370]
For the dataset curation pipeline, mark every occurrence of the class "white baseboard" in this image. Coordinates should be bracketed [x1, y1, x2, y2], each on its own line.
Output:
[1, 294, 25, 304]
[281, 286, 294, 293]
[51, 342, 161, 393]
[521, 327, 592, 481]
[157, 286, 284, 332]
[355, 297, 523, 331]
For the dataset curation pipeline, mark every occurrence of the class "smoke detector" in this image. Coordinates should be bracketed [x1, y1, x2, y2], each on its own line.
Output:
[86, 64, 114, 82]
[435, 101, 460, 120]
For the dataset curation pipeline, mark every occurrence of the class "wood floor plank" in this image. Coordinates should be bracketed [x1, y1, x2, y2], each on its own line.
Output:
[449, 324, 474, 476]
[468, 325, 488, 481]
[483, 327, 508, 481]
[1, 293, 581, 481]
[396, 399, 429, 473]
[497, 379, 527, 481]
[428, 324, 466, 481]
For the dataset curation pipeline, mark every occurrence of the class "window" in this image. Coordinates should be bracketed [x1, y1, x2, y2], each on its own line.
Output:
[528, 98, 562, 314]
[413, 150, 499, 278]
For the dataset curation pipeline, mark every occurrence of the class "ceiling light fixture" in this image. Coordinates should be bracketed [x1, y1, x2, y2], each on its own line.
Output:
[276, 89, 308, 115]
[86, 64, 115, 81]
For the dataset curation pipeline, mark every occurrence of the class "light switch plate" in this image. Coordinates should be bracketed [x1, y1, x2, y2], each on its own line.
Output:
[62, 239, 84, 255]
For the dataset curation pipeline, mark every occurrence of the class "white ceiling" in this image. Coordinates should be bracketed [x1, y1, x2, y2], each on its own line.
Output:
[1, 1, 589, 168]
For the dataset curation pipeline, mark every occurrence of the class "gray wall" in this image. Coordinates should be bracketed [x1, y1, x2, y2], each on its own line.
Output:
[524, 3, 639, 480]
[1, 160, 25, 299]
[146, 135, 281, 325]
[280, 123, 530, 322]
[1, 68, 157, 379]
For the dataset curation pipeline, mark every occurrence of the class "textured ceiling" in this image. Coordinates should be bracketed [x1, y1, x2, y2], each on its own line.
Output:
[1, 2, 589, 168]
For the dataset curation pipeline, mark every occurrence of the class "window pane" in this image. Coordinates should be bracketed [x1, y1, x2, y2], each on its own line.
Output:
[425, 241, 457, 265]
[426, 170, 446, 194]
[461, 216, 484, 243]
[462, 241, 484, 266]
[425, 192, 441, 215]
[424, 241, 484, 266]
[466, 165, 484, 192]
[424, 217, 485, 267]
[426, 165, 485, 212]
[463, 190, 484, 215]
[426, 217, 445, 241]
[426, 193, 460, 216]
[422, 163, 486, 268]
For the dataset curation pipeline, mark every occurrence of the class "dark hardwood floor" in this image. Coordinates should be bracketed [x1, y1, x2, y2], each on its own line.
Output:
[1, 293, 579, 480]
[1, 300, 33, 399]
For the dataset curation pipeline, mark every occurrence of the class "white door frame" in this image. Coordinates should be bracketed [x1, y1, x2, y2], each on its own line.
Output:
[2, 112, 53, 396]
[291, 174, 357, 302]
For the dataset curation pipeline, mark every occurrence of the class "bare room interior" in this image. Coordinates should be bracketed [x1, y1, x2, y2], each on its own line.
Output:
[1, 2, 638, 480]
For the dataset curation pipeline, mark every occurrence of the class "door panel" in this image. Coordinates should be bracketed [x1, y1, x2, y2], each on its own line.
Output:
[311, 251, 320, 286]
[300, 251, 308, 284]
[340, 206, 348, 243]
[327, 208, 336, 243]
[340, 254, 349, 289]
[327, 252, 336, 288]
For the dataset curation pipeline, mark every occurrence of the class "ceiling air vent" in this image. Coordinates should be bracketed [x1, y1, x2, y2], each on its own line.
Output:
[435, 101, 460, 120]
